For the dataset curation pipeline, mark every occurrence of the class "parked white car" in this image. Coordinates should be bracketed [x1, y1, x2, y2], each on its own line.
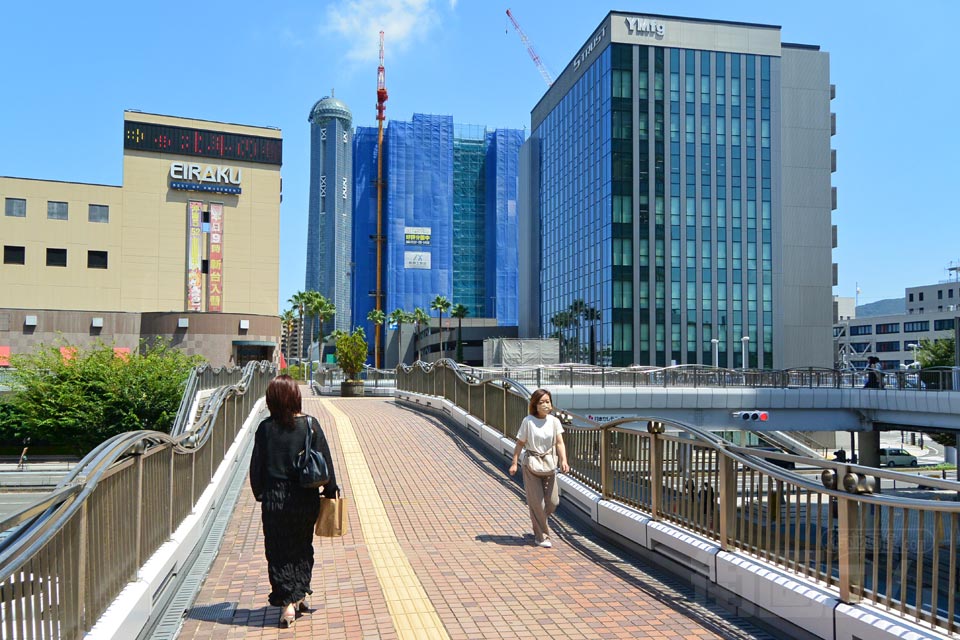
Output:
[878, 447, 918, 467]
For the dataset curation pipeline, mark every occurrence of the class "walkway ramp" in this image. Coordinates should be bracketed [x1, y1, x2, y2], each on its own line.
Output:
[177, 397, 772, 639]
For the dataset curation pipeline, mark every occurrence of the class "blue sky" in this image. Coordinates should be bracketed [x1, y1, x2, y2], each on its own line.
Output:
[2, 1, 957, 313]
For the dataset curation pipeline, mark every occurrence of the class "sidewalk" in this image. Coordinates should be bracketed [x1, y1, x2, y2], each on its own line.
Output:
[177, 397, 772, 639]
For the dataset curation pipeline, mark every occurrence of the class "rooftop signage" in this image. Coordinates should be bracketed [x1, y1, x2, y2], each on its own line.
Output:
[170, 162, 242, 195]
[572, 24, 606, 71]
[624, 17, 665, 39]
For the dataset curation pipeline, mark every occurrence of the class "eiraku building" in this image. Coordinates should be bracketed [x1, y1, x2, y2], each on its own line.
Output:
[520, 12, 836, 369]
[0, 111, 283, 367]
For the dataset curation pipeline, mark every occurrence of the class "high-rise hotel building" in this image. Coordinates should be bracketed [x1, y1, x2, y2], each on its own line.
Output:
[520, 12, 836, 368]
[305, 95, 354, 343]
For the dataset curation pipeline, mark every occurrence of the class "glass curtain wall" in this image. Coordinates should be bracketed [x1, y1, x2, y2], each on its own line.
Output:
[538, 43, 775, 368]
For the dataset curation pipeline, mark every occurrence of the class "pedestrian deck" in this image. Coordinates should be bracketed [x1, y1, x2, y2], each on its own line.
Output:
[177, 396, 773, 640]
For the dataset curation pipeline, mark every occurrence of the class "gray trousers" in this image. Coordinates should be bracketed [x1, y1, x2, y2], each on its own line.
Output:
[521, 464, 559, 542]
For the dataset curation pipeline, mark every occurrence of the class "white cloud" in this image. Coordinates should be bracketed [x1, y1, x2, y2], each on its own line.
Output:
[324, 0, 446, 64]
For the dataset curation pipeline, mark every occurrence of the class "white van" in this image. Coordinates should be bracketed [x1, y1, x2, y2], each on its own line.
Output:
[878, 448, 918, 467]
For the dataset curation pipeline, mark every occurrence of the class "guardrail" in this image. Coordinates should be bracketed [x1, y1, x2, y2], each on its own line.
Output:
[398, 359, 960, 637]
[0, 360, 274, 639]
[446, 363, 960, 391]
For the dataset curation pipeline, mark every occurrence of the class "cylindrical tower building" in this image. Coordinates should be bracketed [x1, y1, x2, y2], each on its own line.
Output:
[305, 94, 353, 352]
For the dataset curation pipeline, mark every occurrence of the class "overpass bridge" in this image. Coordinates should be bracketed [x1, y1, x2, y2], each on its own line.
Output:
[1, 362, 958, 639]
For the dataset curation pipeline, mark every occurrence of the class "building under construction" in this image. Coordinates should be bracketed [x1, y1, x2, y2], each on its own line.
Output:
[352, 115, 525, 360]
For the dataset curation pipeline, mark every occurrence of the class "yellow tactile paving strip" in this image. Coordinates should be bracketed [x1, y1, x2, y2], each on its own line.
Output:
[319, 399, 450, 640]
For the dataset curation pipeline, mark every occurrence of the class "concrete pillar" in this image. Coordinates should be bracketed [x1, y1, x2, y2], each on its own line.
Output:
[858, 430, 880, 468]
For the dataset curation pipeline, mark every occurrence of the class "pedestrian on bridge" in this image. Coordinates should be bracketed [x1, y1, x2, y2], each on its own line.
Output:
[250, 375, 339, 628]
[509, 389, 570, 548]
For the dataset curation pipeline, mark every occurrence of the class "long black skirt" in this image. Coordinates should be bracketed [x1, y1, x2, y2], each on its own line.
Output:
[260, 480, 321, 607]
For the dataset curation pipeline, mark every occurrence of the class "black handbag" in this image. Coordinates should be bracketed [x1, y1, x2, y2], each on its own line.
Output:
[297, 417, 330, 489]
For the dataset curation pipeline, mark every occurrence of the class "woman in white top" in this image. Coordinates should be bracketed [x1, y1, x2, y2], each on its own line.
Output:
[509, 389, 570, 547]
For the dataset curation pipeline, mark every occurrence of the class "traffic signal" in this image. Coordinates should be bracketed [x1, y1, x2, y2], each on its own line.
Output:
[732, 410, 769, 421]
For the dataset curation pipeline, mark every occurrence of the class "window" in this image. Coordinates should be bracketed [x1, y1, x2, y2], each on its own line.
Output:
[919, 292, 924, 301]
[875, 322, 899, 334]
[47, 201, 68, 220]
[938, 289, 943, 299]
[849, 324, 872, 336]
[4, 198, 26, 217]
[46, 248, 67, 267]
[875, 341, 900, 352]
[934, 319, 955, 331]
[950, 289, 955, 298]
[88, 204, 109, 223]
[3, 245, 25, 265]
[87, 250, 108, 269]
[903, 321, 929, 332]
[908, 293, 914, 302]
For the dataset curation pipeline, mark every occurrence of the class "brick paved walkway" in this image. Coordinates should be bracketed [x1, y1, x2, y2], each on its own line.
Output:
[178, 396, 773, 639]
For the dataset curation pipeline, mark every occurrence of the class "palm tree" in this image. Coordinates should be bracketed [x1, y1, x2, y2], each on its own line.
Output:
[306, 291, 335, 368]
[280, 309, 296, 367]
[569, 299, 587, 363]
[367, 309, 386, 368]
[451, 303, 469, 363]
[288, 291, 308, 366]
[388, 308, 408, 366]
[412, 307, 430, 362]
[430, 295, 452, 361]
[582, 305, 601, 365]
[550, 310, 574, 362]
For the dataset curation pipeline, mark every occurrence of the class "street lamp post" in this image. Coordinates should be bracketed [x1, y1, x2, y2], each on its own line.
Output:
[741, 336, 750, 369]
[908, 342, 920, 367]
[711, 338, 719, 367]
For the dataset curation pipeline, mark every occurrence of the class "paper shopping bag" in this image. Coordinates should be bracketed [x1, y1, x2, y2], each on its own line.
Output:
[316, 491, 347, 537]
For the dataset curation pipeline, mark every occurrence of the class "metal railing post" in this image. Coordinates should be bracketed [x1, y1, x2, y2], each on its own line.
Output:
[650, 432, 663, 520]
[837, 496, 863, 603]
[719, 454, 737, 550]
[600, 427, 610, 499]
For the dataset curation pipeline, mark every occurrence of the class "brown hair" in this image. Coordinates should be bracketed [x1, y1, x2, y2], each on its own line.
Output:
[265, 374, 301, 429]
[528, 389, 552, 416]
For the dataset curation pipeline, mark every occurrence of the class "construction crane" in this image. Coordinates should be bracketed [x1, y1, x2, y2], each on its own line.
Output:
[506, 8, 553, 86]
[374, 30, 388, 369]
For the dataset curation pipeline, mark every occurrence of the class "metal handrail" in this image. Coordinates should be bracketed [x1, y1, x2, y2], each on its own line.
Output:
[399, 362, 959, 391]
[0, 360, 275, 639]
[397, 359, 960, 636]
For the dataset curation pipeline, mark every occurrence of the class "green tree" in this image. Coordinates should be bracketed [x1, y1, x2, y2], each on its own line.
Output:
[451, 303, 469, 363]
[367, 309, 386, 369]
[430, 295, 452, 361]
[916, 337, 956, 367]
[3, 340, 201, 455]
[412, 307, 430, 362]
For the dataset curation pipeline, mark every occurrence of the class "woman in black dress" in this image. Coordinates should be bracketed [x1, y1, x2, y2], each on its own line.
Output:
[250, 375, 338, 627]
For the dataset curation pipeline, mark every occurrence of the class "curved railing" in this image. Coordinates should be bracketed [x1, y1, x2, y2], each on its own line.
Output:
[444, 362, 959, 391]
[397, 359, 960, 637]
[0, 360, 275, 639]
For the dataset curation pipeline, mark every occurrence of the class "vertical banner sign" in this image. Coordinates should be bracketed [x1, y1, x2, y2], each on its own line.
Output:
[207, 203, 224, 312]
[186, 201, 203, 311]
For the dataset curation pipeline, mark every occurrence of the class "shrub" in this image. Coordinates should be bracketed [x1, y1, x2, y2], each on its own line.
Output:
[5, 339, 202, 455]
[335, 328, 368, 380]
